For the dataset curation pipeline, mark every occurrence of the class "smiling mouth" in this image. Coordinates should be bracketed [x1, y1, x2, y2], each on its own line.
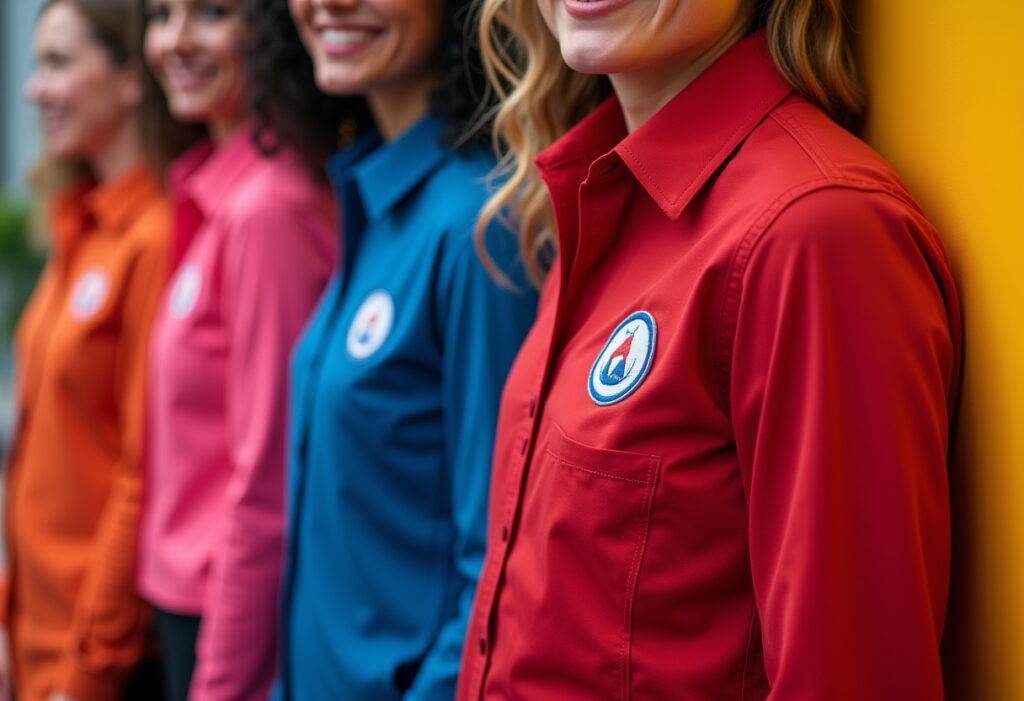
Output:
[165, 65, 217, 91]
[39, 110, 68, 135]
[318, 26, 380, 55]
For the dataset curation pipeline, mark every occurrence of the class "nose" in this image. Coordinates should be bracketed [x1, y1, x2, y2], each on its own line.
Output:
[163, 10, 196, 55]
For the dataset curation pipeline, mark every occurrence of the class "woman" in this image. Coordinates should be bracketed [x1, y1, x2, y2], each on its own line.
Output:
[275, 0, 537, 698]
[458, 0, 961, 699]
[3, 1, 170, 699]
[134, 1, 338, 699]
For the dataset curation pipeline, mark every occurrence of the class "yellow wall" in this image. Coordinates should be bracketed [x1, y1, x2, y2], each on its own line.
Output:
[858, 3, 1024, 698]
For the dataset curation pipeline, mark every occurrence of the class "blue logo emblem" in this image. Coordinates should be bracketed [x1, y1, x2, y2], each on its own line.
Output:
[588, 311, 657, 406]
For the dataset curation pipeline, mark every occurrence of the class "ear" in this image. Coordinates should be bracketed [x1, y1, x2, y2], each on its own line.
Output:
[119, 63, 144, 108]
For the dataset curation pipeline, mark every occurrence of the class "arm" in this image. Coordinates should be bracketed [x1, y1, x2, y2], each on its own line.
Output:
[56, 230, 169, 701]
[729, 188, 960, 699]
[188, 204, 335, 701]
[404, 226, 536, 701]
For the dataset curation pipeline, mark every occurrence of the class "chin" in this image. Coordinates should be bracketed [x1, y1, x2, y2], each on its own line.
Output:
[47, 139, 83, 160]
[167, 98, 213, 125]
[559, 44, 624, 76]
[314, 68, 366, 97]
[554, 28, 633, 74]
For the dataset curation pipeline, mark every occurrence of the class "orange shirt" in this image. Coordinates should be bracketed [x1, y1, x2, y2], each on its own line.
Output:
[3, 164, 169, 701]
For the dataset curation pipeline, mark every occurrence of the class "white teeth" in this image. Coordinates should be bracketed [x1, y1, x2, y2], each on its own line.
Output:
[321, 28, 373, 45]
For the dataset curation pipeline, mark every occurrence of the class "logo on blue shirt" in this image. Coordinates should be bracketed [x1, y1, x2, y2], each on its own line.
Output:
[347, 290, 394, 359]
[588, 311, 657, 406]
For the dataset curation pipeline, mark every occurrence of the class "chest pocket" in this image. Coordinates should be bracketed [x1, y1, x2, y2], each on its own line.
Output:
[505, 425, 660, 700]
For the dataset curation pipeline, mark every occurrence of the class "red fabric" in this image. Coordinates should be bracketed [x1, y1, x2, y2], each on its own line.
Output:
[458, 32, 960, 700]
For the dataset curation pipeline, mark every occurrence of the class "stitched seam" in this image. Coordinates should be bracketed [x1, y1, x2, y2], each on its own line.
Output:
[619, 460, 660, 701]
[621, 88, 788, 212]
[548, 449, 656, 486]
[787, 109, 840, 174]
[769, 111, 832, 178]
[713, 176, 922, 414]
[740, 605, 759, 700]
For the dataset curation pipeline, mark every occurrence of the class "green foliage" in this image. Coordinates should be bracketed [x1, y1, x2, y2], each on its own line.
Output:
[0, 195, 45, 340]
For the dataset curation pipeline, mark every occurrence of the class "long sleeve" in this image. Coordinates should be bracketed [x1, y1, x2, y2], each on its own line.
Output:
[404, 226, 536, 701]
[189, 204, 334, 701]
[57, 229, 169, 701]
[729, 187, 960, 699]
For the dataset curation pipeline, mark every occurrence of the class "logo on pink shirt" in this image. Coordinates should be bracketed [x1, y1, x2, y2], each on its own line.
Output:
[169, 263, 203, 319]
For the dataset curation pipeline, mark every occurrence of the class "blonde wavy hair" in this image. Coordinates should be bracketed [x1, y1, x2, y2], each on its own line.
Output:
[476, 0, 865, 287]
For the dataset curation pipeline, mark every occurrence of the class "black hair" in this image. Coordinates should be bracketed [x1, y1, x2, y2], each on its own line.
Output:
[245, 0, 494, 175]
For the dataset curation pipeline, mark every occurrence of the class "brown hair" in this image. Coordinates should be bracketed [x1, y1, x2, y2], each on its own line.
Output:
[29, 0, 149, 237]
[135, 0, 207, 175]
[476, 0, 865, 287]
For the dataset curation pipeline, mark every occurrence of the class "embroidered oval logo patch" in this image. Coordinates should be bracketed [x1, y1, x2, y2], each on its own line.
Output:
[69, 267, 110, 320]
[347, 289, 394, 360]
[169, 263, 203, 319]
[588, 311, 657, 406]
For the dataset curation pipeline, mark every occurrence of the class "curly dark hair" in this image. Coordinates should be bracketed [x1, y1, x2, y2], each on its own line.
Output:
[245, 0, 494, 174]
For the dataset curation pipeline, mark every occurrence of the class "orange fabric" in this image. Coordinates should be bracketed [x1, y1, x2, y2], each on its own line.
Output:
[4, 164, 170, 701]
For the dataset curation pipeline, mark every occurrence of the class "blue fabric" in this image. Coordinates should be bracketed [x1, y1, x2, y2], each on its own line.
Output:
[277, 114, 537, 701]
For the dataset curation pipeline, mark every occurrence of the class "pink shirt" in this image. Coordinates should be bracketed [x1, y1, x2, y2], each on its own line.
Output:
[137, 128, 337, 701]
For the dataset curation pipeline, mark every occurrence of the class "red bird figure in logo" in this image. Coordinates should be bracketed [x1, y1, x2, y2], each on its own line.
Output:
[600, 327, 637, 385]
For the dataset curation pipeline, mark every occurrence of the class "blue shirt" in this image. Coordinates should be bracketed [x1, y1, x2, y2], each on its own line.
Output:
[278, 115, 537, 700]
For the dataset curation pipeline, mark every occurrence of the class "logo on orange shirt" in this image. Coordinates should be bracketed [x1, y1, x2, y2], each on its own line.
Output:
[69, 267, 111, 320]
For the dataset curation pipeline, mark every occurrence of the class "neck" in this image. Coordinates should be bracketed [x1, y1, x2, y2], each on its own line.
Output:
[210, 113, 247, 146]
[610, 21, 749, 133]
[89, 117, 142, 183]
[366, 70, 439, 141]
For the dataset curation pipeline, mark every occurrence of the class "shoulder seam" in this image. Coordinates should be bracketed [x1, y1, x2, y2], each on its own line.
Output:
[768, 107, 838, 179]
[714, 178, 920, 415]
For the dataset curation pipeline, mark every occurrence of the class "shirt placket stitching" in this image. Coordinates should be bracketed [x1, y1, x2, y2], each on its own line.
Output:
[472, 162, 624, 698]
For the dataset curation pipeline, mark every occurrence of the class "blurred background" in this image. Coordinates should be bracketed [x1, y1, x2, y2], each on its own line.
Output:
[0, 0, 47, 457]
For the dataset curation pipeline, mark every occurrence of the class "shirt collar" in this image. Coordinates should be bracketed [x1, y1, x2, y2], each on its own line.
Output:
[536, 31, 794, 221]
[83, 163, 163, 231]
[169, 122, 261, 216]
[326, 113, 450, 222]
[51, 164, 162, 253]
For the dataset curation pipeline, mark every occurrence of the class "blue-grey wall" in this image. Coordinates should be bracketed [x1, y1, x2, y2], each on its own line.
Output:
[2, 0, 44, 196]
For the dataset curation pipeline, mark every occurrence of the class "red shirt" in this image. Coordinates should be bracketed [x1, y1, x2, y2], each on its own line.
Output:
[458, 33, 960, 700]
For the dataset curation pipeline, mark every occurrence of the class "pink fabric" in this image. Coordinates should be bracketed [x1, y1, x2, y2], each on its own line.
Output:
[137, 128, 337, 701]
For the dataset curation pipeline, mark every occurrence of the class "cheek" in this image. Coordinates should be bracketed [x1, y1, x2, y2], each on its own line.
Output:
[143, 28, 167, 77]
[288, 0, 311, 35]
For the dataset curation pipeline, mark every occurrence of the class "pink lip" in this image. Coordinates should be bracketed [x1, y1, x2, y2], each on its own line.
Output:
[563, 0, 633, 19]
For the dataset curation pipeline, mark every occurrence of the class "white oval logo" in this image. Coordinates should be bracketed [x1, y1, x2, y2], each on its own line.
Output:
[588, 311, 657, 406]
[169, 263, 203, 319]
[69, 267, 110, 320]
[346, 289, 394, 360]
